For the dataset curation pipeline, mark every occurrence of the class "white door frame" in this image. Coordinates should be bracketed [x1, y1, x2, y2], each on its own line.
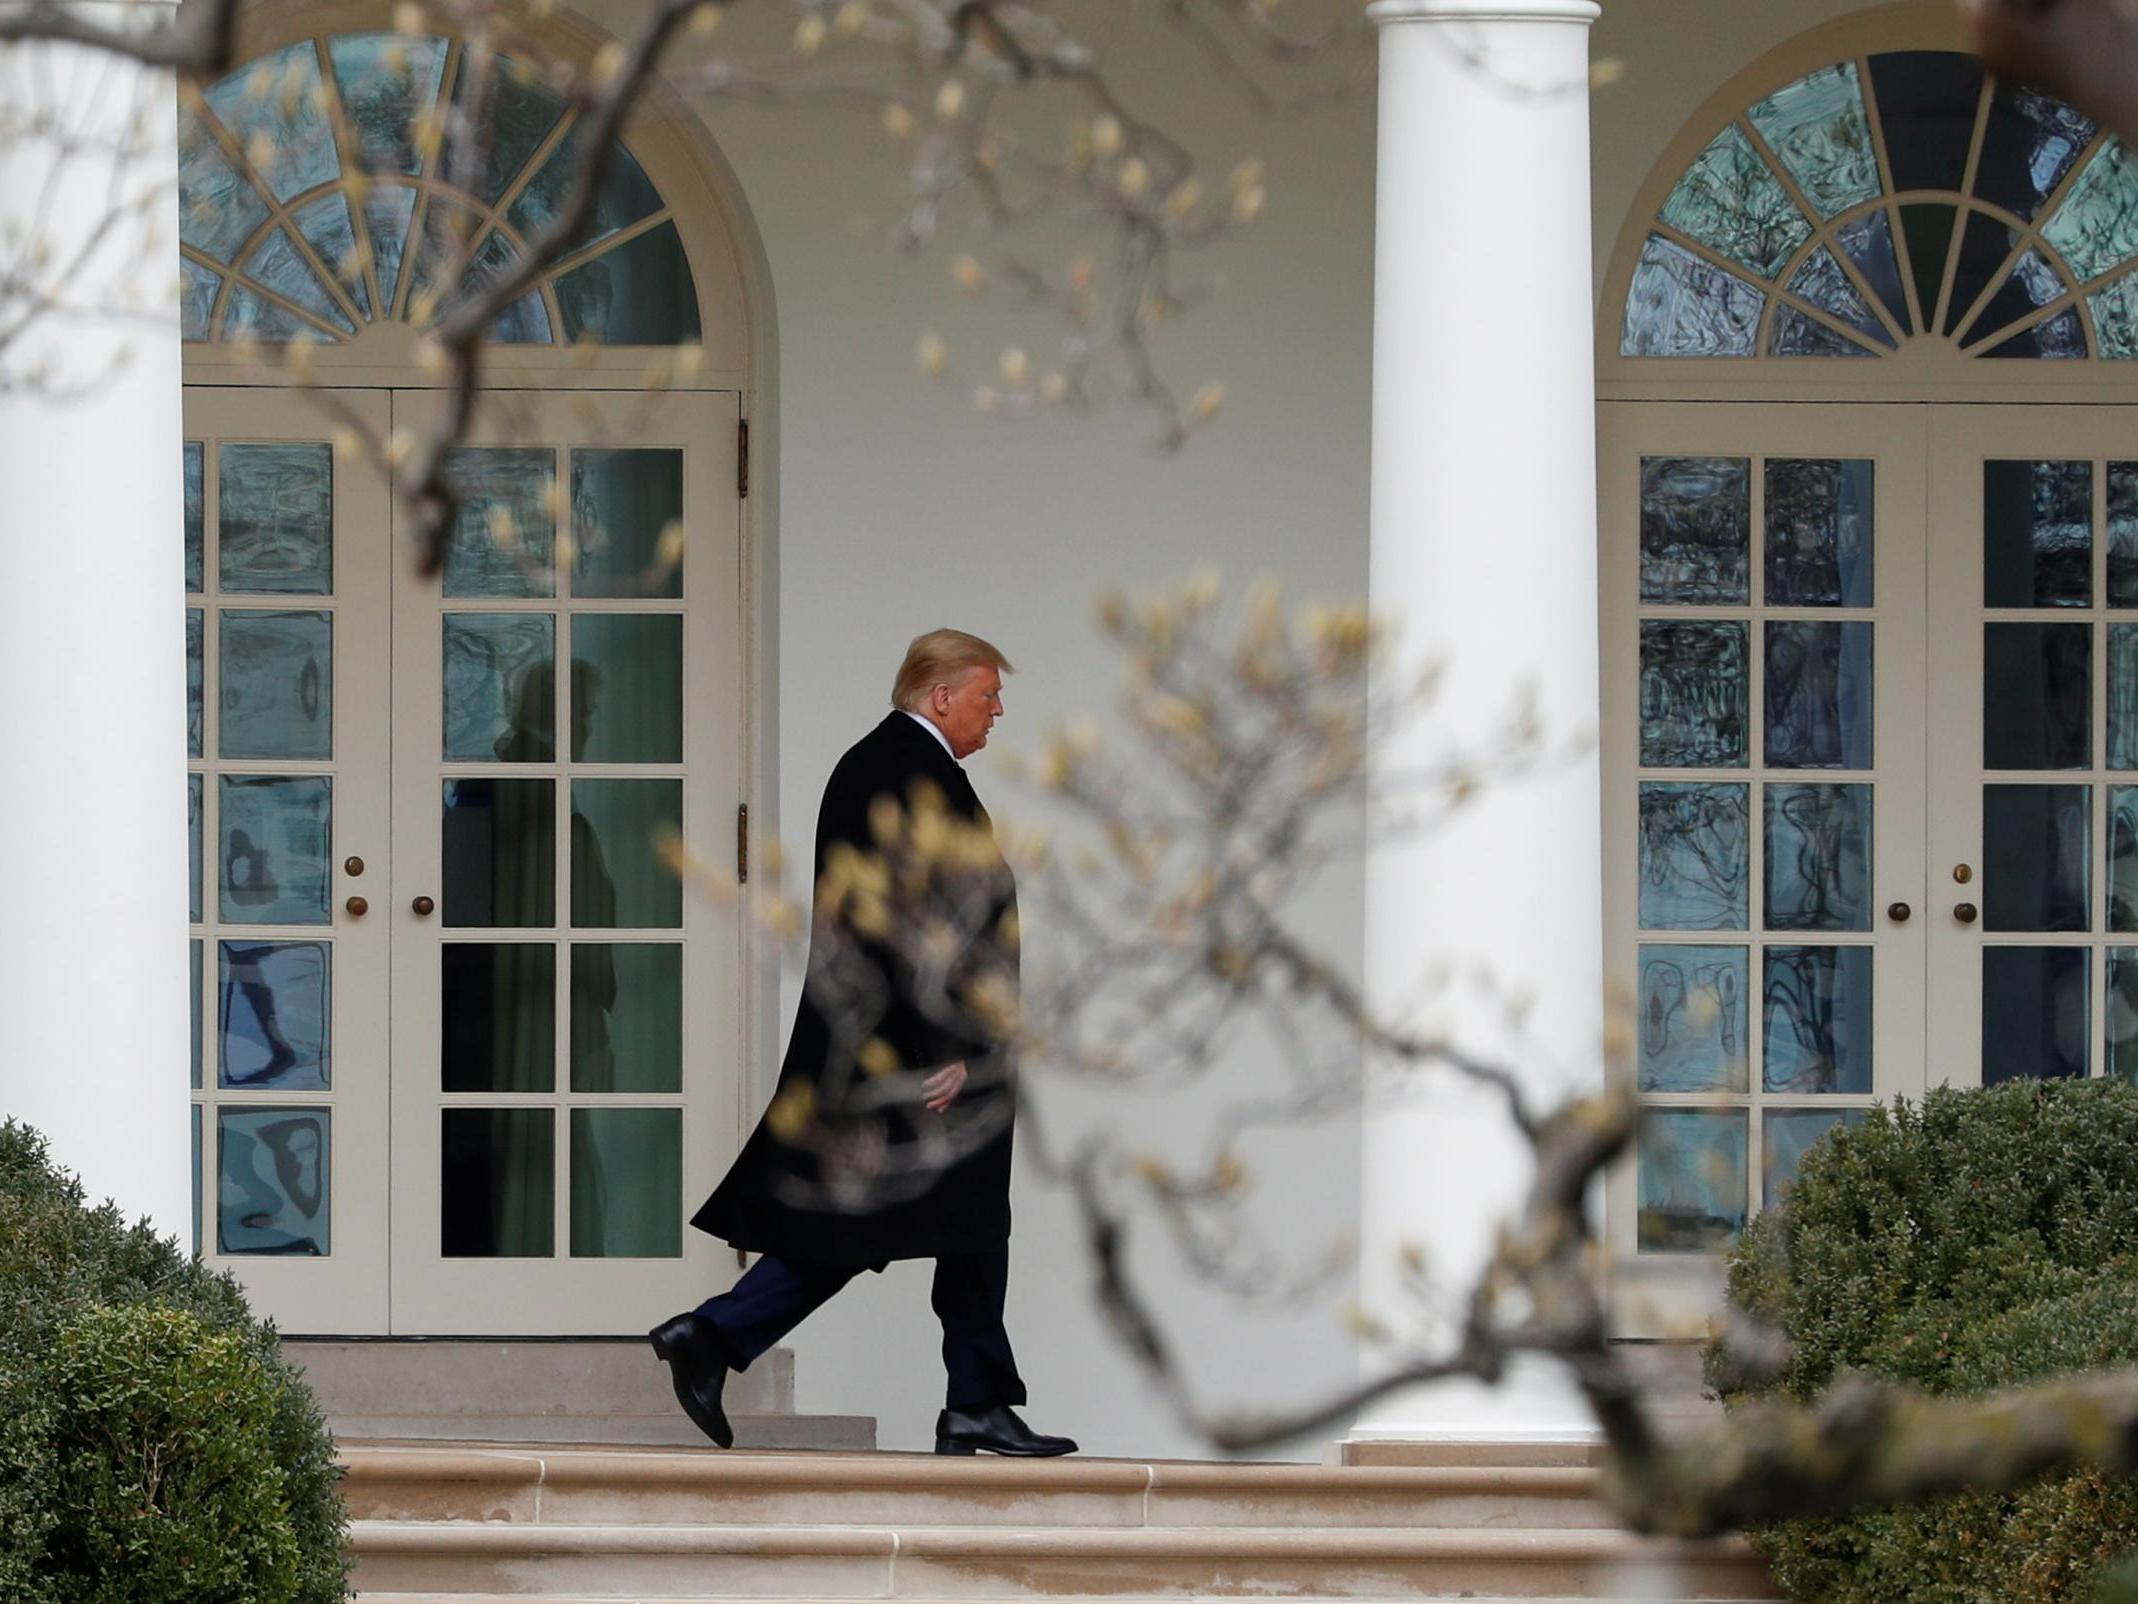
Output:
[386, 386, 747, 1334]
[186, 386, 394, 1334]
[1601, 400, 1930, 1336]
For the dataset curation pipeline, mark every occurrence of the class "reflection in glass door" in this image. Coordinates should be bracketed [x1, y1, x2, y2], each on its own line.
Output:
[388, 390, 745, 1334]
[1601, 403, 1929, 1332]
[1928, 410, 2138, 1088]
[184, 389, 392, 1333]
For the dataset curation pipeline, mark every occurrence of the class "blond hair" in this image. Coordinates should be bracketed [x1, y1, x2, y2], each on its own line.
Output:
[891, 628, 1015, 712]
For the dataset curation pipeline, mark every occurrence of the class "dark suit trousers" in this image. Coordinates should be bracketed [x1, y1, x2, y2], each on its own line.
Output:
[694, 1248, 1027, 1411]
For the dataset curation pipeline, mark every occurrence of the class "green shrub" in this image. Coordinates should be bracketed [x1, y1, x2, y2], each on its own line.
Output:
[1714, 1079, 2138, 1604]
[0, 1121, 348, 1602]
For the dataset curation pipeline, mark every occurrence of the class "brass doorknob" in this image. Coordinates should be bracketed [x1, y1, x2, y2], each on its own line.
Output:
[1888, 901, 1911, 922]
[412, 895, 436, 917]
[344, 895, 368, 917]
[344, 855, 366, 877]
[1955, 902, 1979, 924]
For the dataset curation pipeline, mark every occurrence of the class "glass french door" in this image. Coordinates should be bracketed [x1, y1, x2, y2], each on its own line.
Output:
[1601, 402, 1931, 1331]
[1926, 408, 2138, 1088]
[184, 388, 393, 1332]
[386, 388, 746, 1334]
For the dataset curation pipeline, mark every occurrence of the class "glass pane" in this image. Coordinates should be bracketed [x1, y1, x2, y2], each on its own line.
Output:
[1640, 621, 1746, 768]
[450, 57, 567, 204]
[571, 449, 683, 599]
[508, 127, 662, 251]
[1636, 944, 1748, 1092]
[203, 43, 340, 203]
[1983, 946, 2089, 1082]
[2110, 629, 2138, 769]
[441, 779, 556, 927]
[217, 1107, 329, 1255]
[553, 221, 701, 345]
[1783, 248, 1891, 346]
[1763, 1109, 1867, 1210]
[1980, 306, 2088, 360]
[177, 112, 269, 262]
[327, 34, 448, 178]
[1771, 306, 1874, 358]
[1638, 782, 1749, 931]
[1899, 204, 1956, 328]
[219, 776, 331, 925]
[240, 229, 355, 334]
[2111, 787, 2138, 931]
[441, 943, 556, 1092]
[2043, 136, 2138, 282]
[184, 442, 204, 592]
[572, 780, 683, 928]
[441, 1108, 554, 1256]
[221, 286, 334, 344]
[190, 939, 203, 1090]
[1622, 235, 1765, 358]
[443, 448, 556, 598]
[292, 194, 371, 319]
[1867, 51, 1982, 192]
[1765, 783, 1872, 933]
[2093, 274, 2138, 359]
[571, 615, 682, 763]
[189, 775, 203, 924]
[219, 444, 332, 595]
[1749, 64, 1880, 219]
[1984, 783, 2091, 932]
[1640, 456, 1749, 605]
[1761, 945, 1872, 1092]
[1767, 458, 1874, 608]
[1976, 84, 2096, 222]
[573, 943, 682, 1092]
[570, 1108, 681, 1257]
[1637, 1109, 1747, 1253]
[186, 609, 204, 760]
[432, 226, 549, 346]
[181, 260, 220, 341]
[1837, 210, 1911, 333]
[1658, 124, 1811, 281]
[364, 187, 417, 312]
[1943, 211, 2019, 336]
[2108, 948, 2138, 1083]
[191, 1106, 202, 1255]
[1985, 460, 2091, 607]
[444, 613, 556, 762]
[2112, 466, 2138, 605]
[405, 197, 478, 315]
[220, 610, 332, 760]
[1963, 250, 2069, 351]
[218, 940, 329, 1089]
[1983, 623, 2092, 770]
[1766, 622, 1873, 769]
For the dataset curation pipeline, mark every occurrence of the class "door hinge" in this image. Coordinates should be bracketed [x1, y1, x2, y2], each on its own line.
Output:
[737, 802, 749, 884]
[737, 418, 749, 499]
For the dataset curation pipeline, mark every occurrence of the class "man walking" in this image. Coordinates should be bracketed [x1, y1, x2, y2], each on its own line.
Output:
[651, 628, 1076, 1457]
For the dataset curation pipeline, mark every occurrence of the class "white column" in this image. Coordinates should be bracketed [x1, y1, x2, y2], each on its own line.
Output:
[0, 16, 189, 1236]
[1355, 0, 1603, 1442]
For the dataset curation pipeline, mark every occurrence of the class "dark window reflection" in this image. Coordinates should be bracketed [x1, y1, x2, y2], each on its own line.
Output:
[1983, 946, 2089, 1082]
[441, 1108, 554, 1256]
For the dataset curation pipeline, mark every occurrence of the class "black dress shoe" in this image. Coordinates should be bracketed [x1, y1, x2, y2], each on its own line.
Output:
[934, 1405, 1077, 1456]
[649, 1312, 734, 1449]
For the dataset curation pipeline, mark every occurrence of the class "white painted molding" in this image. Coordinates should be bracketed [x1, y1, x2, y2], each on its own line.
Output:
[1367, 0, 1600, 27]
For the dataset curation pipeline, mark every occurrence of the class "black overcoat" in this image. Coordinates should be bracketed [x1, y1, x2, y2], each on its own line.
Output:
[690, 712, 1017, 1268]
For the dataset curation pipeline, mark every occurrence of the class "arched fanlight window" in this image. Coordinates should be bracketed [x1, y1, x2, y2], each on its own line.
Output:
[178, 34, 701, 346]
[1622, 51, 2138, 360]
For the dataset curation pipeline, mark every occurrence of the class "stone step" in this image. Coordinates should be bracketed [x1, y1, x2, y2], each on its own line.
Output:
[348, 1521, 1781, 1600]
[291, 1340, 873, 1450]
[340, 1445, 1614, 1530]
